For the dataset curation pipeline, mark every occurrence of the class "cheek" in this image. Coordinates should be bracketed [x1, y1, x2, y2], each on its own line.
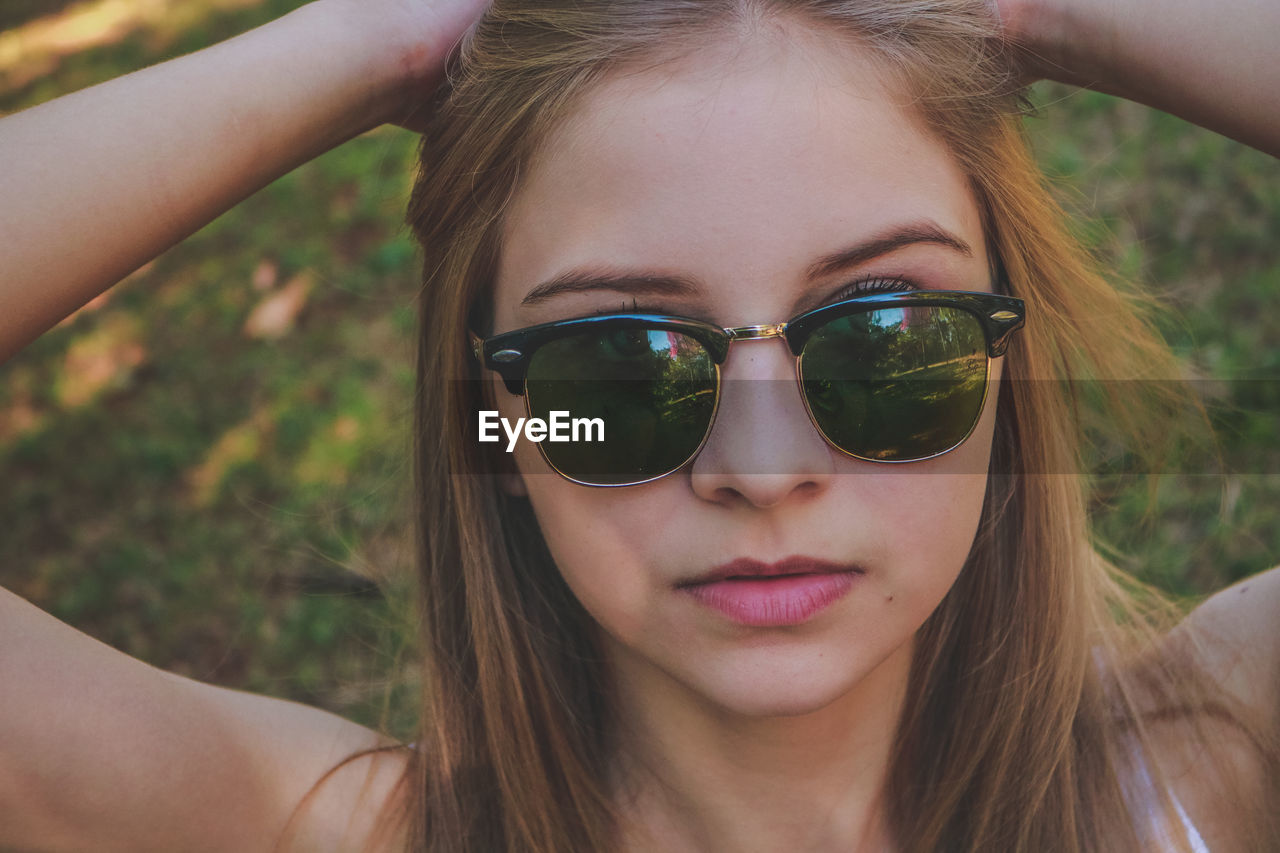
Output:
[868, 471, 987, 583]
[490, 381, 637, 623]
[821, 466, 987, 675]
[852, 391, 999, 618]
[519, 474, 677, 640]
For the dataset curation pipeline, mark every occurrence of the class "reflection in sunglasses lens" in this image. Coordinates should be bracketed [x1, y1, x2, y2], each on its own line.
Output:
[527, 328, 718, 485]
[800, 306, 988, 460]
[523, 306, 991, 483]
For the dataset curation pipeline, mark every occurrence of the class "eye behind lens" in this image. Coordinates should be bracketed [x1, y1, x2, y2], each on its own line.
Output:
[527, 327, 719, 485]
[798, 306, 990, 461]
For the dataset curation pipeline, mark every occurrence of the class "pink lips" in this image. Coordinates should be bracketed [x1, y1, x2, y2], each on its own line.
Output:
[677, 557, 861, 627]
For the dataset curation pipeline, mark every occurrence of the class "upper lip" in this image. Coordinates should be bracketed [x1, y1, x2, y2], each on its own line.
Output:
[678, 556, 863, 587]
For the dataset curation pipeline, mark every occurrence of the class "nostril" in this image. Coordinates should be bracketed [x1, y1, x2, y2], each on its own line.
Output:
[704, 473, 825, 510]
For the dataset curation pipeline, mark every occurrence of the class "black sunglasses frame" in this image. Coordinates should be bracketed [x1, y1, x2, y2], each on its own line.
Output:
[468, 290, 1025, 484]
[472, 290, 1025, 395]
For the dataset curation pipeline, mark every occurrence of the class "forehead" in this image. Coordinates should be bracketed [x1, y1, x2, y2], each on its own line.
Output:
[494, 17, 986, 326]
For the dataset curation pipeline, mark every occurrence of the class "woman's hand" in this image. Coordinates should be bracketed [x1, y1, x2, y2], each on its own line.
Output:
[990, 0, 1280, 156]
[0, 0, 490, 363]
[988, 0, 1087, 86]
[321, 0, 492, 130]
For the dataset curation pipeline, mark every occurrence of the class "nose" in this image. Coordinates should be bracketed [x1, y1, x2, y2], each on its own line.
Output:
[689, 338, 836, 507]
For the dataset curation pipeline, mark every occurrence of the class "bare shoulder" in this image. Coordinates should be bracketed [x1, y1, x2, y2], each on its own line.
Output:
[1179, 563, 1280, 713]
[183, 678, 412, 852]
[280, 748, 411, 853]
[1147, 566, 1280, 851]
[0, 586, 409, 852]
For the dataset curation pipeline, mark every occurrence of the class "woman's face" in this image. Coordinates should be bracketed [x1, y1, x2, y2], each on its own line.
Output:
[488, 20, 997, 718]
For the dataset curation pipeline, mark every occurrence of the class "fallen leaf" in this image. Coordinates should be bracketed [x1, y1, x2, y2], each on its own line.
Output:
[186, 414, 269, 508]
[57, 313, 146, 408]
[243, 271, 314, 340]
[251, 258, 278, 291]
[0, 398, 45, 445]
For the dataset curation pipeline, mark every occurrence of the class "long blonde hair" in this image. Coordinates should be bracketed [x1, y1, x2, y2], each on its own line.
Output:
[379, 1, 1279, 850]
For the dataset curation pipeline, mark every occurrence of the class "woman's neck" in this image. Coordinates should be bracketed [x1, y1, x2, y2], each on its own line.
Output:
[607, 639, 913, 853]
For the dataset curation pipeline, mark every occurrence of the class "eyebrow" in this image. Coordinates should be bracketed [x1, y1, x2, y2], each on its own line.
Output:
[805, 221, 972, 279]
[521, 271, 698, 306]
[519, 220, 972, 306]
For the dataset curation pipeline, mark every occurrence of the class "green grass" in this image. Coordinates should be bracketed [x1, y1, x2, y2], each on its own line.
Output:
[1023, 86, 1280, 597]
[2, 4, 1277, 736]
[1, 0, 422, 735]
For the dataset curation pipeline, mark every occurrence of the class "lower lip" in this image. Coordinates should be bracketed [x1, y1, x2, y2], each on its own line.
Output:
[680, 572, 858, 627]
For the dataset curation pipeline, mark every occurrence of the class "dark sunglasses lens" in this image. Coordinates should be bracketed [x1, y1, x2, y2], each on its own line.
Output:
[800, 306, 989, 461]
[525, 327, 718, 485]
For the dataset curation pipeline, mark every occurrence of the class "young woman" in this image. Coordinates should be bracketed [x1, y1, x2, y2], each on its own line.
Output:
[1, 0, 1277, 851]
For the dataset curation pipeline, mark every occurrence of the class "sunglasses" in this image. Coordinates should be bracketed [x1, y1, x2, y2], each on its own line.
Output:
[471, 290, 1025, 487]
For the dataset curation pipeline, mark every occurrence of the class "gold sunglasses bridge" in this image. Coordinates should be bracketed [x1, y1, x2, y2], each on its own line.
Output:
[724, 322, 788, 341]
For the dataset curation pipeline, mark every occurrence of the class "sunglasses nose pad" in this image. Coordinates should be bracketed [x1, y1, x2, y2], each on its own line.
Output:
[690, 342, 836, 504]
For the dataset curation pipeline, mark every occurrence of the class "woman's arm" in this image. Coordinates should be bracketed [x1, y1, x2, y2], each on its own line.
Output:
[0, 1, 484, 847]
[0, 0, 486, 364]
[0, 586, 409, 852]
[995, 0, 1280, 157]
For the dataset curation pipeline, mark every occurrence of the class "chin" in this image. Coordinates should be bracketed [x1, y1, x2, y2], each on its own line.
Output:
[691, 661, 877, 720]
[672, 631, 916, 722]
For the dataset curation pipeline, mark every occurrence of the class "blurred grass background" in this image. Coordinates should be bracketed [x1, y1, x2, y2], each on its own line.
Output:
[1, 0, 1277, 739]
